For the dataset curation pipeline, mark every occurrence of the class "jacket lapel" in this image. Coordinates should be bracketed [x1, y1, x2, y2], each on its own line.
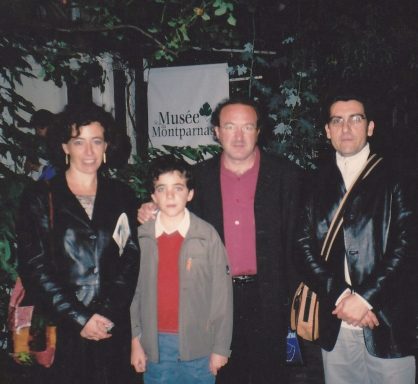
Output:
[51, 174, 92, 227]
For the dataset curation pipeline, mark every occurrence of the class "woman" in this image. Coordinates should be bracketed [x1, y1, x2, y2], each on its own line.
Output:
[16, 103, 140, 384]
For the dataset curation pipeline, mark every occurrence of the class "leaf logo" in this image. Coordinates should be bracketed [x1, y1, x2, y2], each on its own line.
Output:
[199, 102, 212, 117]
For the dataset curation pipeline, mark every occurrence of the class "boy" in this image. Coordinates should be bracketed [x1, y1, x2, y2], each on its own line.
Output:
[130, 155, 233, 384]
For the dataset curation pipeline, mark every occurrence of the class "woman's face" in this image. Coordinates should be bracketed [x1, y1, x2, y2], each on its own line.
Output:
[62, 122, 108, 175]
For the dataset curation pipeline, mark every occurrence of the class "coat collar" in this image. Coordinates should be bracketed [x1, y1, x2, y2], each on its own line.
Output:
[49, 172, 109, 227]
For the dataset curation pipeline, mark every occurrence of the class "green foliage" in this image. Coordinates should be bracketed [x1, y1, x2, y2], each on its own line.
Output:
[0, 277, 13, 350]
[0, 176, 29, 280]
[229, 39, 323, 169]
[0, 174, 29, 350]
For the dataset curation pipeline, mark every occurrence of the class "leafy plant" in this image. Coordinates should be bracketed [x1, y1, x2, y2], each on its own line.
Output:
[229, 39, 323, 169]
[0, 175, 30, 350]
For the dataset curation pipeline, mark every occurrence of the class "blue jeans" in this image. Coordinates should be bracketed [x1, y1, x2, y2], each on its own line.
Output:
[145, 333, 215, 384]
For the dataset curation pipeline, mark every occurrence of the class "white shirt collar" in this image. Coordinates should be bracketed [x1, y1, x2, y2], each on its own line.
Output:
[336, 143, 370, 189]
[155, 208, 190, 238]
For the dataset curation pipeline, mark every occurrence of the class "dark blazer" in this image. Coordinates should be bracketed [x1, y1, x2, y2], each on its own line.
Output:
[190, 150, 302, 337]
[16, 173, 140, 331]
[296, 154, 416, 358]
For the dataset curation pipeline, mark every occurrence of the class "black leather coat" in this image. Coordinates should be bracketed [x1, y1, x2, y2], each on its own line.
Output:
[296, 154, 416, 358]
[16, 174, 140, 331]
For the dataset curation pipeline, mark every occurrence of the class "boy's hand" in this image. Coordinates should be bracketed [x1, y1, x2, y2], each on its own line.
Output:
[137, 202, 157, 224]
[131, 337, 147, 373]
[209, 353, 228, 376]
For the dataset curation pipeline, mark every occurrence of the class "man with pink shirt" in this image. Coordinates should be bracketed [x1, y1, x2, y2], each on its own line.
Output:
[139, 96, 302, 383]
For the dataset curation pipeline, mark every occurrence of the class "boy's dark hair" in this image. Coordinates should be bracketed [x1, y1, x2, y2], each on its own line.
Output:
[148, 155, 194, 192]
[211, 96, 263, 132]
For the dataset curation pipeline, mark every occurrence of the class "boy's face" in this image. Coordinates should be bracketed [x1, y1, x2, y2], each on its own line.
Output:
[151, 171, 194, 220]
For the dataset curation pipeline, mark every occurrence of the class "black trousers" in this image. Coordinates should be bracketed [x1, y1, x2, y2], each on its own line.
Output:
[216, 280, 288, 384]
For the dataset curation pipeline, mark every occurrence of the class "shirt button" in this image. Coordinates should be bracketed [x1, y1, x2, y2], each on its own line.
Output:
[234, 220, 240, 225]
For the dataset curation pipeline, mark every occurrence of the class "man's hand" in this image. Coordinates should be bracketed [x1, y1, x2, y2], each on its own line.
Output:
[359, 310, 380, 329]
[332, 294, 370, 326]
[131, 337, 147, 373]
[209, 353, 228, 376]
[137, 202, 157, 224]
[80, 314, 113, 341]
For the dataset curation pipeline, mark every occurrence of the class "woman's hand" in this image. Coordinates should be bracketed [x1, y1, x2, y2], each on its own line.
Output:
[80, 314, 113, 341]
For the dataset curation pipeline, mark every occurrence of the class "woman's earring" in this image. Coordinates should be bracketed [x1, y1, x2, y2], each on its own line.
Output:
[103, 152, 107, 164]
[65, 153, 69, 165]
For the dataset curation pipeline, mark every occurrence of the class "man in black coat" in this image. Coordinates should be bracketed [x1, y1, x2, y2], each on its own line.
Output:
[295, 93, 416, 383]
[139, 96, 302, 383]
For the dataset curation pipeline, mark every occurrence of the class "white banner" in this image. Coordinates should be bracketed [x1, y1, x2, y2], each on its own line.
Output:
[147, 63, 229, 149]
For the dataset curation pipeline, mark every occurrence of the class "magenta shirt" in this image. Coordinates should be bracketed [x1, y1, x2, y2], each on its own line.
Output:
[220, 149, 260, 276]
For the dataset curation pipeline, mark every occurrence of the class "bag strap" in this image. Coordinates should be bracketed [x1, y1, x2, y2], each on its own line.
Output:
[320, 153, 383, 260]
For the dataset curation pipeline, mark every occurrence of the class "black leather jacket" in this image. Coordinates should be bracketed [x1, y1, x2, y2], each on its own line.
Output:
[296, 154, 416, 358]
[16, 174, 140, 331]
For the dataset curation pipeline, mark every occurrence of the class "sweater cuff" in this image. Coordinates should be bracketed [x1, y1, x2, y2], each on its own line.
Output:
[353, 292, 373, 309]
[212, 345, 231, 358]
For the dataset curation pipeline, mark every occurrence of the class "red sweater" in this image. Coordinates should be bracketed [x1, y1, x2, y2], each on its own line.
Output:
[157, 231, 184, 333]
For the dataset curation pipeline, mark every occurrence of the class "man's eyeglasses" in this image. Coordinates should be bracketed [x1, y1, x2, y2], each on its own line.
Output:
[328, 114, 366, 128]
